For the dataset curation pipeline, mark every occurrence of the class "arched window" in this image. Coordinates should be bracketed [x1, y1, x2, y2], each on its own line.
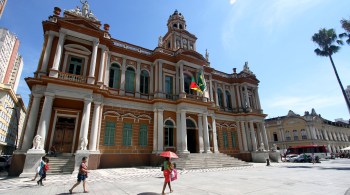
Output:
[223, 130, 228, 148]
[217, 88, 224, 108]
[173, 23, 178, 28]
[164, 120, 174, 147]
[125, 67, 135, 92]
[186, 119, 196, 129]
[184, 74, 194, 94]
[293, 130, 298, 141]
[225, 90, 232, 109]
[285, 131, 291, 141]
[109, 63, 121, 89]
[301, 129, 307, 140]
[140, 70, 149, 94]
[179, 24, 183, 29]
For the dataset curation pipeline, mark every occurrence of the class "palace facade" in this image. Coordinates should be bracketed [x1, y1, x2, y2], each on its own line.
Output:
[11, 3, 268, 175]
[266, 109, 350, 154]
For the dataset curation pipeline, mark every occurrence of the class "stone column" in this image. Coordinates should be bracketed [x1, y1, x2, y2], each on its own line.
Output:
[97, 46, 107, 86]
[175, 64, 179, 95]
[89, 102, 101, 151]
[230, 86, 237, 110]
[327, 144, 332, 153]
[176, 112, 182, 153]
[120, 58, 126, 95]
[135, 61, 141, 98]
[244, 85, 250, 108]
[21, 94, 43, 151]
[198, 114, 204, 153]
[209, 75, 214, 102]
[255, 87, 262, 109]
[202, 113, 211, 153]
[87, 40, 99, 84]
[39, 32, 54, 77]
[50, 31, 66, 78]
[36, 92, 55, 149]
[79, 98, 92, 150]
[212, 116, 219, 153]
[157, 109, 164, 153]
[158, 61, 163, 98]
[152, 109, 157, 153]
[180, 110, 189, 153]
[179, 62, 185, 98]
[235, 85, 241, 111]
[235, 121, 243, 152]
[150, 64, 154, 96]
[104, 53, 111, 87]
[261, 122, 269, 150]
[240, 121, 248, 151]
[249, 121, 257, 151]
[214, 82, 219, 107]
[222, 83, 227, 109]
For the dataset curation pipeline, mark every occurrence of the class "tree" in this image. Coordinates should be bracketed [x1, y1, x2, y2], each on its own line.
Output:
[312, 28, 350, 114]
[339, 18, 350, 44]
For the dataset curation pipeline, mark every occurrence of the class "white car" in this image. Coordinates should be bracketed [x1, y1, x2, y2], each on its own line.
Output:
[286, 154, 299, 162]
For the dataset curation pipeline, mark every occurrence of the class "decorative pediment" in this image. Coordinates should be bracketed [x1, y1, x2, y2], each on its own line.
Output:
[64, 44, 91, 55]
[103, 111, 121, 120]
[61, 17, 102, 31]
[176, 50, 207, 61]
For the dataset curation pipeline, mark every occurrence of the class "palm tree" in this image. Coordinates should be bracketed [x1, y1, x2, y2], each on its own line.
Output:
[339, 18, 350, 44]
[312, 28, 350, 114]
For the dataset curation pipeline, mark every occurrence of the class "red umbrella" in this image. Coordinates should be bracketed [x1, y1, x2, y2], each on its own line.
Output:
[159, 151, 179, 158]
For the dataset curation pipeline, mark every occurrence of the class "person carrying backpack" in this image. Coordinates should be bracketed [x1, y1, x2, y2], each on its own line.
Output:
[37, 158, 49, 186]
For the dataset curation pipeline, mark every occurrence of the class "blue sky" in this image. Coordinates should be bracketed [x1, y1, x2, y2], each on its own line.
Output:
[1, 0, 350, 121]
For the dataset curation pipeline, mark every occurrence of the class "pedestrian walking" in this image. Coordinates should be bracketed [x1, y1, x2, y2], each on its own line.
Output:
[32, 156, 46, 181]
[37, 158, 49, 186]
[69, 156, 89, 194]
[161, 157, 173, 195]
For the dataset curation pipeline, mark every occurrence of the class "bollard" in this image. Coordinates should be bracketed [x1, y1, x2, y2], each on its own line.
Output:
[266, 159, 270, 166]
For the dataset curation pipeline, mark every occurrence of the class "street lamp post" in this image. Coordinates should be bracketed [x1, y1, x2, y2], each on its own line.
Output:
[6, 107, 19, 151]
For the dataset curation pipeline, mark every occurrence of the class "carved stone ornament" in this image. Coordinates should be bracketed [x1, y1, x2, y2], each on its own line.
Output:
[80, 137, 88, 150]
[158, 36, 163, 47]
[271, 144, 278, 151]
[258, 143, 265, 152]
[32, 135, 43, 150]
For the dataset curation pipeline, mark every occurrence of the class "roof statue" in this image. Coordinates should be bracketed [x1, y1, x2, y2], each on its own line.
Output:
[158, 36, 163, 47]
[205, 49, 209, 61]
[66, 0, 99, 21]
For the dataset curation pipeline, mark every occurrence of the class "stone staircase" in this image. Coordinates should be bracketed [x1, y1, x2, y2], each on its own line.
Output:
[46, 156, 75, 175]
[172, 153, 251, 170]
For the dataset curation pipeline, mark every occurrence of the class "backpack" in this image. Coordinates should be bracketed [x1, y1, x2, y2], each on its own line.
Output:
[43, 164, 49, 172]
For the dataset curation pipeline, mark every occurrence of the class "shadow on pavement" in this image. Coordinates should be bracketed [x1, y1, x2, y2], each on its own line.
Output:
[56, 193, 71, 195]
[137, 193, 160, 195]
[284, 166, 312, 169]
[319, 167, 350, 171]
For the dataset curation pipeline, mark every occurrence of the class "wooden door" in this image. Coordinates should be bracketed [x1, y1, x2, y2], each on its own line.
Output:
[52, 117, 76, 153]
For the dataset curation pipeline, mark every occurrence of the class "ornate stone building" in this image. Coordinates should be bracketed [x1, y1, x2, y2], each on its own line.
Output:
[11, 3, 268, 176]
[266, 109, 350, 154]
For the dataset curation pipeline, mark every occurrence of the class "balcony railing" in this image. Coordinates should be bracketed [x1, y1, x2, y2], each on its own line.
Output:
[57, 72, 87, 83]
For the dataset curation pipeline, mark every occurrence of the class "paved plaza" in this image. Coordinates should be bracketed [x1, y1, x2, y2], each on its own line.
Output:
[0, 159, 349, 195]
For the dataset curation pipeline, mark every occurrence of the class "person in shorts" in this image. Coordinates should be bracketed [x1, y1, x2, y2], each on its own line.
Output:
[69, 156, 89, 193]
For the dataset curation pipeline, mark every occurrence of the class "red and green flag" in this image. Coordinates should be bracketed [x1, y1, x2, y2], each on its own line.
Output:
[190, 70, 207, 93]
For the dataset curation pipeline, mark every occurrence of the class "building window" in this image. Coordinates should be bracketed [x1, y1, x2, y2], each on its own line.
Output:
[125, 67, 135, 92]
[164, 120, 174, 146]
[217, 88, 224, 108]
[122, 123, 133, 146]
[104, 122, 115, 146]
[301, 129, 307, 140]
[225, 90, 232, 109]
[285, 131, 291, 141]
[139, 124, 148, 146]
[293, 130, 298, 141]
[231, 132, 236, 147]
[68, 56, 84, 75]
[223, 131, 228, 148]
[140, 70, 149, 94]
[184, 74, 194, 95]
[273, 132, 278, 141]
[109, 63, 121, 89]
[165, 75, 173, 99]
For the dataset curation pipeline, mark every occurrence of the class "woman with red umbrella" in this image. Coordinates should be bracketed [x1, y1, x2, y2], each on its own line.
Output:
[160, 151, 178, 194]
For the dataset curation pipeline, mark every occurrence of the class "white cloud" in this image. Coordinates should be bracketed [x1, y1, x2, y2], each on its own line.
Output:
[229, 0, 237, 5]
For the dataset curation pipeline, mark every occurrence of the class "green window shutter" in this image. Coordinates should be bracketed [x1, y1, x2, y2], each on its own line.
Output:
[123, 123, 132, 146]
[231, 132, 236, 147]
[115, 69, 120, 89]
[126, 69, 135, 92]
[139, 124, 148, 146]
[104, 122, 115, 146]
[223, 131, 228, 148]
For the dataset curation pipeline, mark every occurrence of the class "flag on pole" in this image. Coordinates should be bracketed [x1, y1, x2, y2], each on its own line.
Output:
[197, 70, 206, 93]
[190, 76, 201, 92]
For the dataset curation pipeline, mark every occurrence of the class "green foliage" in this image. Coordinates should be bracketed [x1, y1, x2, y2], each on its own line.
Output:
[312, 28, 340, 56]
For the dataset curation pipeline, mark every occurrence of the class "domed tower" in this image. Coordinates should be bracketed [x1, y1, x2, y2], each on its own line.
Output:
[161, 10, 197, 51]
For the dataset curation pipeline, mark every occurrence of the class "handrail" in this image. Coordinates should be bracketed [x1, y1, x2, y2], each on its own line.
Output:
[57, 72, 86, 83]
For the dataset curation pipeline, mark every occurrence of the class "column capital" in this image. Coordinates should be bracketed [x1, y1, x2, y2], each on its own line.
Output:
[94, 101, 102, 105]
[198, 113, 203, 117]
[32, 93, 43, 98]
[84, 98, 93, 103]
[44, 92, 55, 98]
[92, 38, 100, 46]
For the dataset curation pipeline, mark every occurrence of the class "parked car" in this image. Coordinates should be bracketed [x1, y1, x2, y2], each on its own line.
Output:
[286, 154, 299, 162]
[295, 155, 312, 163]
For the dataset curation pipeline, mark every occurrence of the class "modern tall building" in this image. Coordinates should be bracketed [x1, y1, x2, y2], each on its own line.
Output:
[0, 0, 7, 19]
[12, 3, 268, 176]
[0, 28, 23, 92]
[266, 109, 350, 155]
[0, 84, 27, 155]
